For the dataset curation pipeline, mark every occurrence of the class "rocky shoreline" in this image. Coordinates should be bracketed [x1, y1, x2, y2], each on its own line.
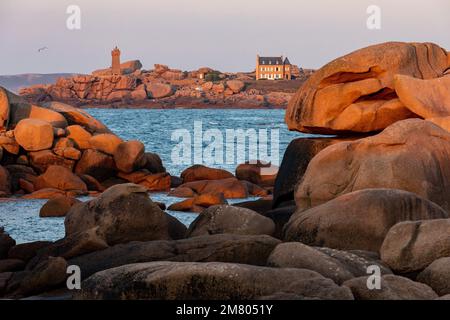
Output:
[18, 63, 311, 109]
[1, 41, 450, 300]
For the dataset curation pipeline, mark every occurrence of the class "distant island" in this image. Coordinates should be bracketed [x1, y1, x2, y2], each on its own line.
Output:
[0, 73, 79, 94]
[15, 48, 314, 109]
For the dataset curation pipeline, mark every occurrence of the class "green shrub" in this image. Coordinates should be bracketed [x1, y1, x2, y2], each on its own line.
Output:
[205, 71, 221, 82]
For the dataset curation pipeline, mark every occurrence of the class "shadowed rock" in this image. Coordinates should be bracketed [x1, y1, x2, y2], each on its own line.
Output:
[65, 183, 186, 245]
[380, 219, 450, 273]
[343, 275, 438, 300]
[76, 261, 354, 300]
[417, 257, 450, 296]
[285, 188, 448, 251]
[69, 234, 280, 279]
[186, 205, 275, 237]
[267, 242, 391, 284]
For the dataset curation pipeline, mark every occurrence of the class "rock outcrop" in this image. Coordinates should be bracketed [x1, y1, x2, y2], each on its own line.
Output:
[295, 119, 450, 213]
[39, 195, 81, 217]
[343, 275, 438, 300]
[286, 42, 449, 134]
[380, 219, 450, 273]
[0, 87, 172, 197]
[394, 74, 450, 118]
[267, 242, 391, 284]
[180, 165, 234, 183]
[14, 119, 54, 151]
[76, 261, 354, 300]
[19, 64, 308, 109]
[69, 234, 280, 279]
[417, 257, 450, 296]
[186, 205, 275, 237]
[284, 188, 448, 251]
[65, 183, 186, 245]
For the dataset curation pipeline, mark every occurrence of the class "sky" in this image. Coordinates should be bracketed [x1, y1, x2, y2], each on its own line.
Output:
[0, 0, 449, 74]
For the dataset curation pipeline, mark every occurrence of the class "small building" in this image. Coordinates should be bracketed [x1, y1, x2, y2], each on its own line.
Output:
[255, 55, 292, 80]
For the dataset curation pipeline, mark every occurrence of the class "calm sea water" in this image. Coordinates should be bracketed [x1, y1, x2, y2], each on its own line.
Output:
[0, 109, 318, 243]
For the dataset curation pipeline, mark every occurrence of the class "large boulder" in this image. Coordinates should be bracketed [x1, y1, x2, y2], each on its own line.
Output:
[226, 80, 245, 93]
[69, 234, 280, 279]
[65, 183, 186, 245]
[273, 137, 357, 208]
[186, 205, 275, 237]
[146, 83, 174, 99]
[74, 149, 116, 181]
[235, 161, 278, 187]
[28, 150, 75, 174]
[119, 60, 143, 74]
[0, 135, 20, 154]
[417, 257, 450, 296]
[141, 152, 165, 173]
[395, 74, 450, 119]
[173, 178, 248, 199]
[21, 188, 68, 199]
[113, 140, 145, 173]
[34, 165, 87, 192]
[53, 137, 81, 160]
[66, 125, 92, 150]
[43, 101, 110, 134]
[76, 261, 354, 300]
[284, 189, 448, 251]
[295, 119, 450, 212]
[88, 134, 123, 155]
[261, 205, 296, 239]
[14, 119, 54, 151]
[39, 195, 81, 217]
[267, 242, 391, 285]
[285, 42, 448, 134]
[117, 171, 171, 191]
[6, 256, 68, 298]
[3, 89, 67, 128]
[181, 165, 234, 183]
[7, 241, 52, 263]
[343, 275, 438, 300]
[380, 219, 450, 273]
[168, 192, 228, 213]
[28, 227, 108, 266]
[0, 259, 25, 273]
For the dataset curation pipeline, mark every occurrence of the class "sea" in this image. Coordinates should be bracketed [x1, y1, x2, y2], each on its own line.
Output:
[0, 109, 321, 243]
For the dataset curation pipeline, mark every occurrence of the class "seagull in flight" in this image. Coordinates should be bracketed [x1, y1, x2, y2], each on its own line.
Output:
[37, 46, 48, 53]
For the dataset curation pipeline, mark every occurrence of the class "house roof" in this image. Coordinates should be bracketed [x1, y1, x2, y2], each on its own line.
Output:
[258, 56, 291, 65]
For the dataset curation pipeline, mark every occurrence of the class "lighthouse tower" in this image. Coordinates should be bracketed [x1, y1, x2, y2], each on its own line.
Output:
[111, 46, 121, 75]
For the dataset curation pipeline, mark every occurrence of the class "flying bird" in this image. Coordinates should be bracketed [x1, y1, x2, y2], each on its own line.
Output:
[37, 46, 48, 53]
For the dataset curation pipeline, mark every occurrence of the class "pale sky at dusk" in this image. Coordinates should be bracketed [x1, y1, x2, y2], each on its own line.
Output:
[1, 0, 449, 74]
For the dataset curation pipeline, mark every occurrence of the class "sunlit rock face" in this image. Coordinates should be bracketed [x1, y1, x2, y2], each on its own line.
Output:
[285, 42, 449, 134]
